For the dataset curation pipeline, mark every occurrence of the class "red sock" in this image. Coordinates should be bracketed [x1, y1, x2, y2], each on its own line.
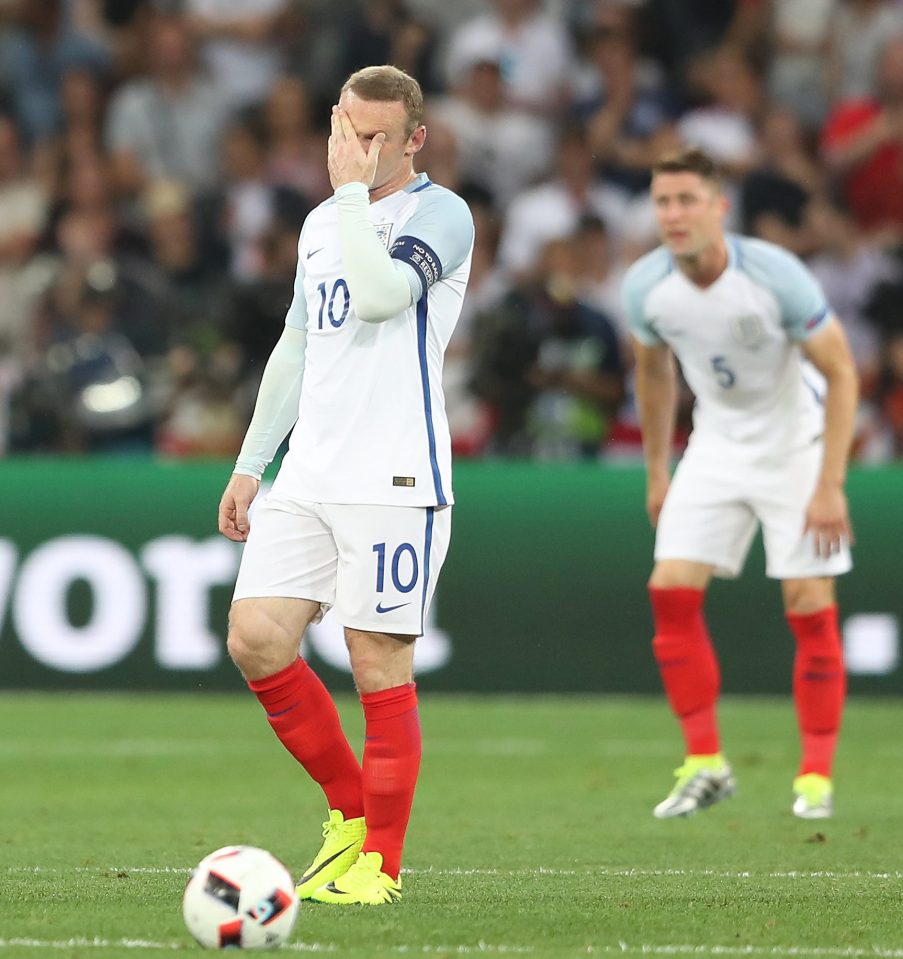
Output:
[360, 683, 421, 881]
[650, 586, 721, 755]
[248, 659, 364, 819]
[787, 606, 846, 777]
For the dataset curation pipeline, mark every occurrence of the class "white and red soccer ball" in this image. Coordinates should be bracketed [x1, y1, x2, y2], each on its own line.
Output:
[182, 846, 299, 949]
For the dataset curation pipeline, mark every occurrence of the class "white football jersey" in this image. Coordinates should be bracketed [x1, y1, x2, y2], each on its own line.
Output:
[271, 173, 474, 506]
[622, 235, 832, 460]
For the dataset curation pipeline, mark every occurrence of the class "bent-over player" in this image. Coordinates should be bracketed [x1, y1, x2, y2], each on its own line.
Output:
[621, 147, 857, 820]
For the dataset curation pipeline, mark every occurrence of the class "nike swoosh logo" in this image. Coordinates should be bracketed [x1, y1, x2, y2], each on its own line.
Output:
[306, 247, 323, 259]
[298, 843, 355, 885]
[375, 602, 411, 614]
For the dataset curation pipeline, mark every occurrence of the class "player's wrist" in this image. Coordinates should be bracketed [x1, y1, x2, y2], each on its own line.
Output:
[334, 180, 369, 198]
[814, 475, 845, 492]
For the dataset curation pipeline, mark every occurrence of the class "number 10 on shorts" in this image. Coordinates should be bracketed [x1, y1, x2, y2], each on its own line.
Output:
[372, 542, 419, 594]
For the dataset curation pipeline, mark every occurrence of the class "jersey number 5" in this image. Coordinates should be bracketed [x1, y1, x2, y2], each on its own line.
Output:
[710, 355, 736, 388]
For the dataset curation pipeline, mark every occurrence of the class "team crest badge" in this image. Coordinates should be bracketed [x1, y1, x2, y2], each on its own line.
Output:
[374, 223, 392, 248]
[730, 314, 764, 349]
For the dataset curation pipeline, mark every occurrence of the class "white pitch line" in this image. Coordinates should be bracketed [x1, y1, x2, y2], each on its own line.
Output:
[407, 867, 903, 881]
[610, 945, 903, 958]
[4, 866, 903, 881]
[0, 939, 531, 955]
[2, 940, 903, 958]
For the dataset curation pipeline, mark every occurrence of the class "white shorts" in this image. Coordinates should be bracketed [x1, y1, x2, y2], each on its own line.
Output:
[233, 493, 452, 636]
[655, 437, 853, 580]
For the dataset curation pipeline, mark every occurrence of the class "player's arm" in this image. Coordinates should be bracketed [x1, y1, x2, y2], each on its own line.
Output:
[800, 317, 859, 556]
[217, 326, 307, 541]
[765, 244, 859, 556]
[333, 181, 418, 322]
[632, 337, 678, 528]
[218, 248, 310, 542]
[327, 107, 417, 322]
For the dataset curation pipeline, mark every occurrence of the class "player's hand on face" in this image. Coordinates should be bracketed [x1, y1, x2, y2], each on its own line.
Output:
[804, 484, 854, 558]
[218, 473, 261, 542]
[327, 105, 386, 190]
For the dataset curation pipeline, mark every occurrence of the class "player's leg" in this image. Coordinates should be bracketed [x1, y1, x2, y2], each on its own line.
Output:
[648, 450, 756, 818]
[781, 576, 846, 819]
[648, 560, 736, 817]
[311, 504, 451, 904]
[649, 559, 719, 757]
[228, 498, 366, 892]
[759, 441, 852, 818]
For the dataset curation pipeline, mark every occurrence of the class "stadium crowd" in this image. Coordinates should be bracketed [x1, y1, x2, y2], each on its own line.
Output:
[2, 0, 903, 461]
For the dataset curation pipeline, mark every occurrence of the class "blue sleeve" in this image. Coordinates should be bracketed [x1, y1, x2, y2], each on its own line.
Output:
[389, 187, 475, 299]
[735, 237, 831, 342]
[620, 247, 671, 346]
[284, 227, 309, 331]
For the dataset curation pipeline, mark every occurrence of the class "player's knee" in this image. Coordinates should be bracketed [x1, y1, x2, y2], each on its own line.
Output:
[227, 603, 288, 673]
[782, 577, 835, 614]
[346, 629, 414, 694]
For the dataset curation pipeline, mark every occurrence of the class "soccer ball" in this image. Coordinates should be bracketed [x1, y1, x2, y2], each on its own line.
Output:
[182, 846, 299, 949]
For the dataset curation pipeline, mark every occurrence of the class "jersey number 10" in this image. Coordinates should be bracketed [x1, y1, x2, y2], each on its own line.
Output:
[317, 279, 350, 329]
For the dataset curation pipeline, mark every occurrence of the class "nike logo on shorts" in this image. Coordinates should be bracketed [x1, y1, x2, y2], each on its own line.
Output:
[375, 602, 411, 614]
[306, 247, 323, 259]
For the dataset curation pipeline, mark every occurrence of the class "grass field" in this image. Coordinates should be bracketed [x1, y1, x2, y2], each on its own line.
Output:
[1, 692, 901, 959]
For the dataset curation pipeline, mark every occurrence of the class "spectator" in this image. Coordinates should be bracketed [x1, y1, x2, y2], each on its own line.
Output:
[821, 34, 903, 240]
[185, 0, 290, 111]
[806, 193, 901, 387]
[444, 0, 574, 116]
[857, 298, 903, 460]
[740, 106, 822, 252]
[638, 0, 752, 98]
[0, 116, 52, 362]
[677, 45, 763, 180]
[767, 0, 836, 130]
[427, 53, 553, 208]
[572, 214, 630, 344]
[340, 0, 436, 91]
[445, 188, 506, 457]
[217, 114, 277, 283]
[497, 124, 633, 279]
[0, 0, 110, 144]
[830, 0, 903, 101]
[573, 23, 677, 194]
[225, 199, 310, 374]
[104, 12, 229, 199]
[136, 178, 232, 358]
[470, 235, 625, 458]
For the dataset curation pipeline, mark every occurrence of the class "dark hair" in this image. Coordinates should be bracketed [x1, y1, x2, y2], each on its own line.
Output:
[341, 65, 424, 136]
[652, 146, 722, 186]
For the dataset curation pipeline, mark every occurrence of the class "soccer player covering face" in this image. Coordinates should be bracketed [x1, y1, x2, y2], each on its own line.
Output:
[217, 66, 474, 903]
[622, 147, 858, 821]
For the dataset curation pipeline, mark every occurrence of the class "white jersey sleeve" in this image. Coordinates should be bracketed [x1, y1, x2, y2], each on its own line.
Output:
[621, 246, 673, 346]
[388, 187, 475, 299]
[733, 238, 830, 341]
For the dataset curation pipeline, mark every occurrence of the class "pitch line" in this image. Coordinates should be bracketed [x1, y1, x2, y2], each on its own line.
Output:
[4, 865, 903, 881]
[2, 939, 903, 957]
[0, 939, 531, 955]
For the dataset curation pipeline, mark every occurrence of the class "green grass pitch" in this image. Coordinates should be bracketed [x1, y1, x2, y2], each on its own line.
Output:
[1, 692, 901, 959]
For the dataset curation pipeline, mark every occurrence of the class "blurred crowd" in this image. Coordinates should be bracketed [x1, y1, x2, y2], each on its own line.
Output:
[2, 0, 903, 461]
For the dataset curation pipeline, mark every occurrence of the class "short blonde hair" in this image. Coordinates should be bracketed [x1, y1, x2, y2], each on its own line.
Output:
[341, 65, 424, 135]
